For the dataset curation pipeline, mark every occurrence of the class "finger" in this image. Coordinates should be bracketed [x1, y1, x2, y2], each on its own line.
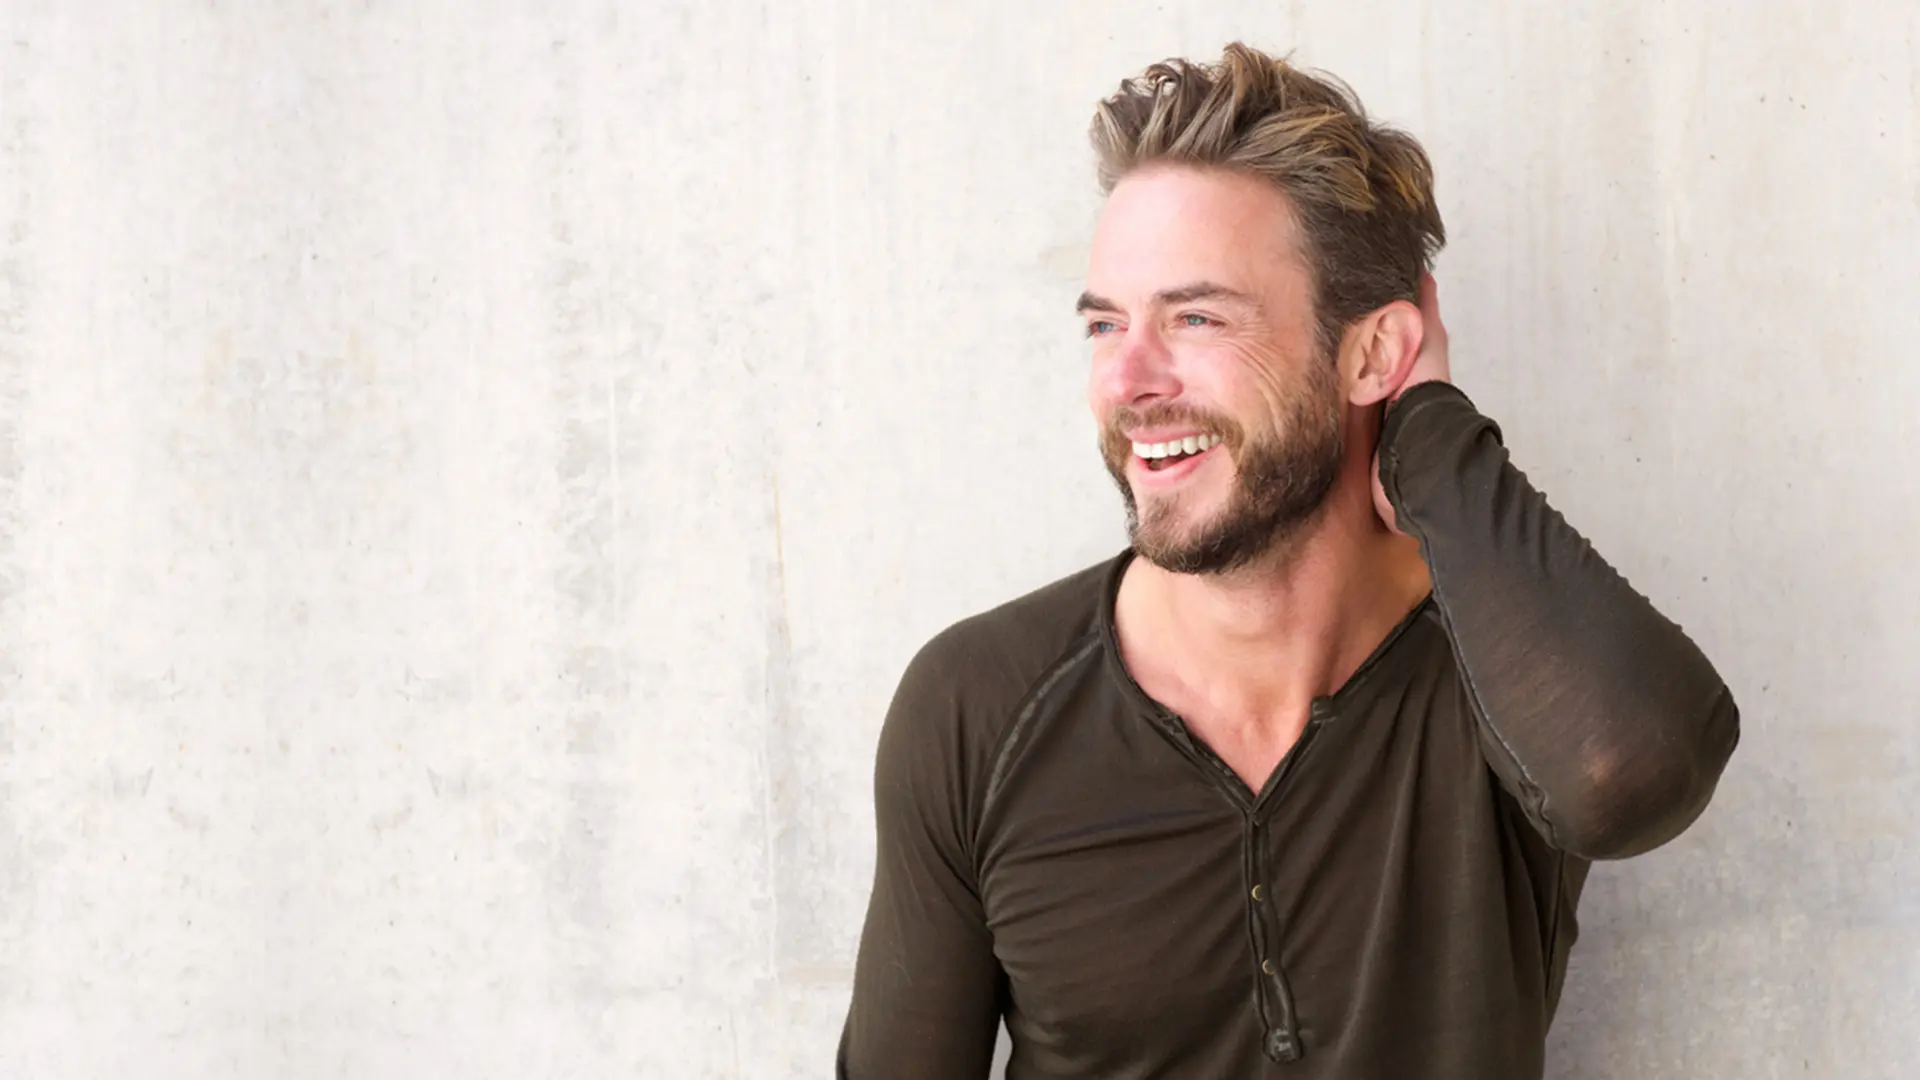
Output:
[1418, 276, 1447, 344]
[1419, 273, 1440, 318]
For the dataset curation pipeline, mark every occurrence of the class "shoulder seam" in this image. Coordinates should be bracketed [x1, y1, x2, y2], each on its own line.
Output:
[977, 630, 1103, 826]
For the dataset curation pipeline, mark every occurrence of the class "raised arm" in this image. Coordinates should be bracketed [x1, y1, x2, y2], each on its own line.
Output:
[1376, 334, 1739, 861]
[838, 641, 1005, 1079]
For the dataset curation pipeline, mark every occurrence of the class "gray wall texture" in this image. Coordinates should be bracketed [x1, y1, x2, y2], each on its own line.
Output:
[0, 1, 1914, 1077]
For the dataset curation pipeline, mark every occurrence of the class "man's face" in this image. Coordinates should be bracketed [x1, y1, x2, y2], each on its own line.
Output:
[1081, 165, 1345, 575]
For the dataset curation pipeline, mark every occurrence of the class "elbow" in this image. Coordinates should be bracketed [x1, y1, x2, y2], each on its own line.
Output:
[1549, 685, 1741, 861]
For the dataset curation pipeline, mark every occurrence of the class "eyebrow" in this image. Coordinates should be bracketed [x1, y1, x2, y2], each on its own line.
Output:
[1074, 281, 1260, 314]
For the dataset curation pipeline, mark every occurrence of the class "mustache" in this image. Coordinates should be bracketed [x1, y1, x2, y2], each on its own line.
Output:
[1100, 403, 1244, 449]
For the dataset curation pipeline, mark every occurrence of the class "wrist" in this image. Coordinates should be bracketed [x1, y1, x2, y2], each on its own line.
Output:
[1392, 374, 1448, 402]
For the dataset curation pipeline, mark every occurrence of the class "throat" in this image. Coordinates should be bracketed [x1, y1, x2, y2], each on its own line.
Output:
[1186, 712, 1313, 796]
[1115, 567, 1320, 791]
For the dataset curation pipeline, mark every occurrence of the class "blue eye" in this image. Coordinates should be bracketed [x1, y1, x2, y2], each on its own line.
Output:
[1181, 313, 1216, 327]
[1085, 320, 1119, 337]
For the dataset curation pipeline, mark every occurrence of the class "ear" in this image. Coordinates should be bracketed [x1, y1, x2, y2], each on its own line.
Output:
[1341, 299, 1425, 407]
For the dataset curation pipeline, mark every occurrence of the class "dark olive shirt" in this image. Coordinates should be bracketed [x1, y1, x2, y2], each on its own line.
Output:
[838, 382, 1740, 1079]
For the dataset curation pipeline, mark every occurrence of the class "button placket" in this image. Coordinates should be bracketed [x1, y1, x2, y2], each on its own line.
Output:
[1250, 815, 1303, 1064]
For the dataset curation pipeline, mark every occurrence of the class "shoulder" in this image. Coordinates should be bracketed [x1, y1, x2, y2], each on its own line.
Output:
[905, 557, 1113, 701]
[895, 555, 1114, 721]
[875, 554, 1119, 807]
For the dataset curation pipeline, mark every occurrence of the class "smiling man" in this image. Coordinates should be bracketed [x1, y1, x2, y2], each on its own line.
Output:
[838, 43, 1738, 1080]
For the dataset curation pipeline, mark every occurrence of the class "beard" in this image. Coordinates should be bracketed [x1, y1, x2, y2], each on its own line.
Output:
[1100, 360, 1344, 576]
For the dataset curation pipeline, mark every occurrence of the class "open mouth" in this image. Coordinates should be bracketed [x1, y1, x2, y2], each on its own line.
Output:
[1133, 434, 1223, 472]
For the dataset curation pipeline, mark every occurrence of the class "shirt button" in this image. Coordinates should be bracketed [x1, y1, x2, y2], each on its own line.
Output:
[1250, 884, 1266, 902]
[1261, 958, 1276, 976]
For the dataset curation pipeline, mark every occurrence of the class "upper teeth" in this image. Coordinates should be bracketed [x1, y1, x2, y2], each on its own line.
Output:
[1133, 433, 1222, 459]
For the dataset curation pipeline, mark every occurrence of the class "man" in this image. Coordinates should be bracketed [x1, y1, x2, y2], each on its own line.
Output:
[838, 42, 1737, 1080]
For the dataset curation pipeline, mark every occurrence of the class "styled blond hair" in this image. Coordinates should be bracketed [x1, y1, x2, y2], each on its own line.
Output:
[1091, 43, 1446, 357]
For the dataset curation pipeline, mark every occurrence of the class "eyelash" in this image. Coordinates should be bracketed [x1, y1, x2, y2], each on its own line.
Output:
[1084, 313, 1219, 338]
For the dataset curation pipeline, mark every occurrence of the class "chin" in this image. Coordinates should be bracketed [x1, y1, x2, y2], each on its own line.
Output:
[1130, 513, 1230, 569]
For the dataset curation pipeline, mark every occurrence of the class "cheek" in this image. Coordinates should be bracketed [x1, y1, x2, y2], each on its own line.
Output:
[1215, 345, 1297, 420]
[1240, 336, 1335, 407]
[1085, 369, 1114, 428]
[1232, 342, 1284, 388]
[1085, 345, 1121, 409]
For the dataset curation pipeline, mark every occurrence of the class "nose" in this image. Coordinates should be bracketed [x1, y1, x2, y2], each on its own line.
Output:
[1091, 323, 1180, 408]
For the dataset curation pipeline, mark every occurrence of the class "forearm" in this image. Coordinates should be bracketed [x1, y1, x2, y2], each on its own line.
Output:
[1379, 382, 1739, 858]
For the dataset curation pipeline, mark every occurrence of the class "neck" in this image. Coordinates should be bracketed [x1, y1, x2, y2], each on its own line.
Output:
[1118, 480, 1430, 725]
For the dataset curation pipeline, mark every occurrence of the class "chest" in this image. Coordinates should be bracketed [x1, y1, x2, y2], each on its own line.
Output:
[975, 659, 1553, 1073]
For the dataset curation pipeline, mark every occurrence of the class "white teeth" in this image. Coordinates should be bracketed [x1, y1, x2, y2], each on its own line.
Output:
[1132, 434, 1220, 460]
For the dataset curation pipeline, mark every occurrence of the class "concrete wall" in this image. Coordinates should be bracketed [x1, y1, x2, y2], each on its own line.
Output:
[0, 1, 1912, 1076]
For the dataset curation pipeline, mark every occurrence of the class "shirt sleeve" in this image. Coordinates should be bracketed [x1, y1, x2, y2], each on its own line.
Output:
[1378, 381, 1740, 860]
[838, 638, 1006, 1079]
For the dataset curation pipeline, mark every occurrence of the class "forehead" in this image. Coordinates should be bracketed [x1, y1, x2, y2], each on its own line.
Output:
[1086, 166, 1309, 303]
